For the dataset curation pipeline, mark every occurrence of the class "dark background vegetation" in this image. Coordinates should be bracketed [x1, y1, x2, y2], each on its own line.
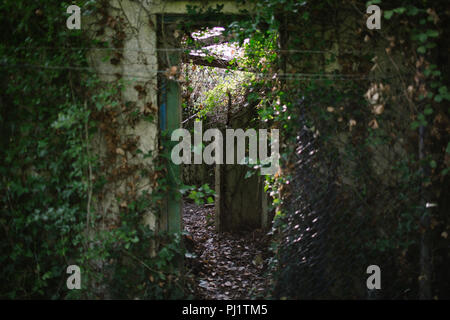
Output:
[0, 0, 449, 299]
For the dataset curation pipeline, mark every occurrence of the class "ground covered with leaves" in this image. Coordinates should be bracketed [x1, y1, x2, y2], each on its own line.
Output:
[183, 202, 272, 299]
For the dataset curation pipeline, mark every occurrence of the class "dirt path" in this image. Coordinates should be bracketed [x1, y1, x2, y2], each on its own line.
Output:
[183, 202, 271, 299]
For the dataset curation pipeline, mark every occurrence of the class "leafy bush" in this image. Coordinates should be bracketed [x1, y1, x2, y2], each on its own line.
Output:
[0, 0, 190, 299]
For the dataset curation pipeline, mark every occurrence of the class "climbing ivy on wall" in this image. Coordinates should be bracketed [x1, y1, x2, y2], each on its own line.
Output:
[1, 0, 448, 300]
[0, 0, 96, 298]
[0, 0, 191, 299]
[229, 0, 450, 299]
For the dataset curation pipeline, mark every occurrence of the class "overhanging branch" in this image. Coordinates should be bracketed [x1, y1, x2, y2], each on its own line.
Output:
[182, 53, 237, 69]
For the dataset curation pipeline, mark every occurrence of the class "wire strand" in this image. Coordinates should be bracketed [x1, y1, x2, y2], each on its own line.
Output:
[0, 62, 410, 82]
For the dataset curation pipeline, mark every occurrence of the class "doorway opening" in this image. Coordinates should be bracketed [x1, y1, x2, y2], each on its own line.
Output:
[160, 21, 272, 299]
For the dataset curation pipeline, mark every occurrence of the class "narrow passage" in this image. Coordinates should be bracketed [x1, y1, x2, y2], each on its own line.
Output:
[183, 202, 270, 299]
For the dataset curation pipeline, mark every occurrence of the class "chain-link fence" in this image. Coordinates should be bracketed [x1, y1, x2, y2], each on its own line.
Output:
[273, 75, 449, 299]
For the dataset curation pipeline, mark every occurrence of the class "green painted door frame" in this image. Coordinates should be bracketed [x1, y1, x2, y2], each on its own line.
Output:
[157, 11, 248, 234]
[158, 15, 182, 234]
[166, 78, 182, 233]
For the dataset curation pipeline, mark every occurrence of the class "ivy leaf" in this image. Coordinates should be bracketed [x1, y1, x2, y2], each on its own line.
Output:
[417, 46, 426, 54]
[424, 107, 433, 115]
[411, 121, 420, 130]
[407, 6, 420, 16]
[418, 33, 428, 42]
[384, 10, 394, 20]
[393, 7, 406, 14]
[426, 30, 439, 38]
[245, 170, 254, 179]
[438, 86, 448, 95]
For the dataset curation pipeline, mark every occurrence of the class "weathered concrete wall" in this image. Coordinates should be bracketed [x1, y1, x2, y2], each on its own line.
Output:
[148, 0, 253, 14]
[85, 0, 256, 235]
[282, 7, 411, 189]
[182, 108, 268, 232]
[183, 162, 215, 187]
[215, 105, 269, 232]
[216, 163, 267, 232]
[85, 0, 159, 232]
[278, 3, 421, 299]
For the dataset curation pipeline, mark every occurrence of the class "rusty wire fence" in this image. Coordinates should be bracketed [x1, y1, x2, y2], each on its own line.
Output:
[272, 76, 449, 300]
[177, 50, 449, 299]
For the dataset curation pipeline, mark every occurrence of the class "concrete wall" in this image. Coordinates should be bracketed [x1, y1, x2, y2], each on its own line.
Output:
[282, 7, 411, 189]
[85, 0, 254, 235]
[85, 0, 159, 234]
[215, 105, 269, 232]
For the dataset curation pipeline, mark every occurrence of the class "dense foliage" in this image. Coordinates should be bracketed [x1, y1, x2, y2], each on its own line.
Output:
[1, 0, 448, 300]
[0, 0, 189, 299]
[228, 0, 450, 299]
[0, 0, 94, 298]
